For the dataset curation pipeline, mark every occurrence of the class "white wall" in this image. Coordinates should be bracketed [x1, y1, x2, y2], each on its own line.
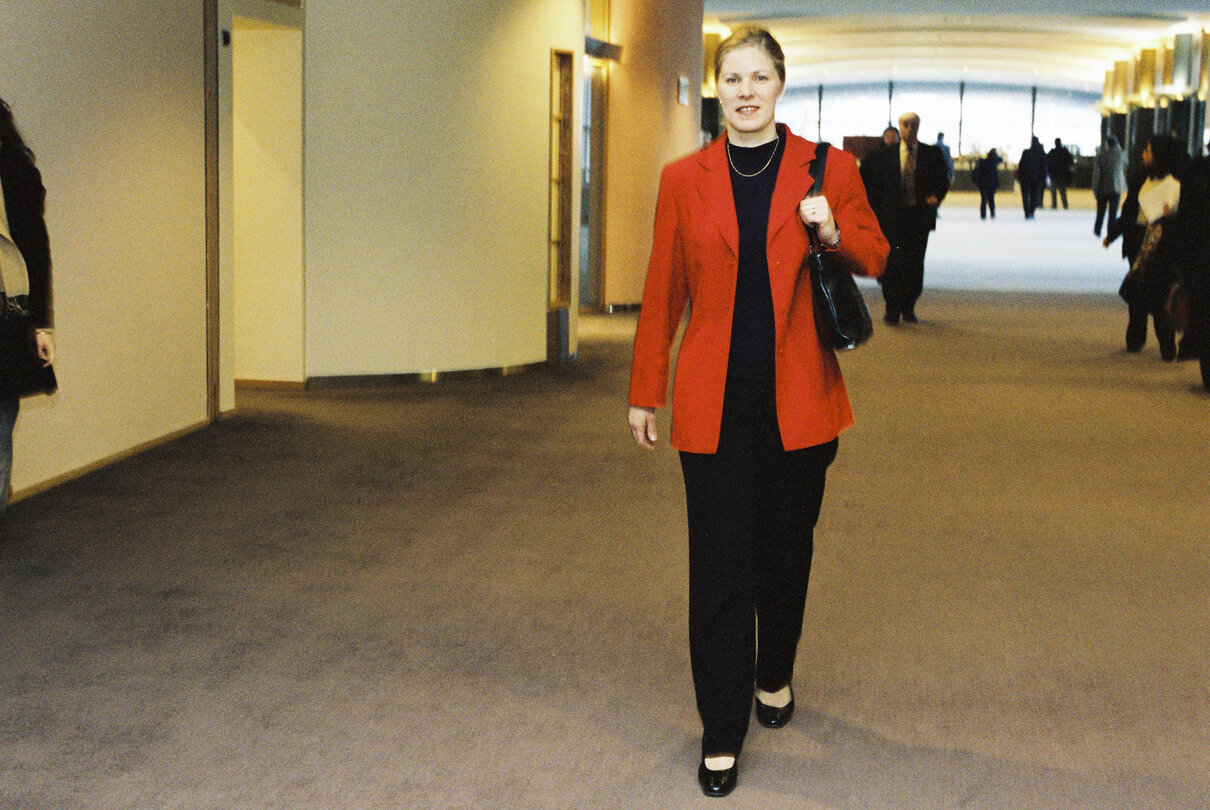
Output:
[233, 21, 305, 383]
[1, 1, 208, 494]
[304, 0, 583, 376]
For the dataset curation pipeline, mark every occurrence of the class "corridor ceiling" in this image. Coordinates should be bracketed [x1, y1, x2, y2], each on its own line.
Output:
[704, 1, 1210, 91]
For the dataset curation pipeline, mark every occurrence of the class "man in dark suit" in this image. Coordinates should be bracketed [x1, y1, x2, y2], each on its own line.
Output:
[859, 112, 950, 324]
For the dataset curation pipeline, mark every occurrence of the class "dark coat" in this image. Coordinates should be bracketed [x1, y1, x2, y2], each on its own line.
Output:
[1105, 176, 1145, 264]
[1046, 145, 1074, 186]
[1183, 157, 1210, 298]
[1017, 144, 1047, 186]
[1107, 174, 1186, 308]
[0, 146, 52, 329]
[859, 140, 950, 234]
[973, 154, 1002, 193]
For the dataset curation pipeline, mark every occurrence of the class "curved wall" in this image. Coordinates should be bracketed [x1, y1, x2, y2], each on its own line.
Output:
[603, 0, 705, 306]
[303, 0, 584, 376]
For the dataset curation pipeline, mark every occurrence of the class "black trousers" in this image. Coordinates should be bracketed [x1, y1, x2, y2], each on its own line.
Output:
[1049, 183, 1069, 209]
[979, 189, 996, 219]
[879, 211, 932, 318]
[679, 378, 837, 758]
[1094, 193, 1119, 236]
[1126, 298, 1176, 359]
[1020, 181, 1043, 218]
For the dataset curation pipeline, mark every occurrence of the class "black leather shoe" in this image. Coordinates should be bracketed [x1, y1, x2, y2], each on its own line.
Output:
[883, 313, 900, 325]
[754, 691, 794, 728]
[902, 311, 918, 323]
[698, 758, 738, 797]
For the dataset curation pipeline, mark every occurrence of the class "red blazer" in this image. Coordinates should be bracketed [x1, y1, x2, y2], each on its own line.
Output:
[629, 127, 889, 454]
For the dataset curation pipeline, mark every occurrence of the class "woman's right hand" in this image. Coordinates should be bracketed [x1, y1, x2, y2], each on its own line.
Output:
[628, 406, 657, 449]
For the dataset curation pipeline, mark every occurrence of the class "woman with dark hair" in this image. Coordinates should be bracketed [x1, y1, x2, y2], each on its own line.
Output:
[0, 97, 55, 526]
[1104, 134, 1189, 361]
[627, 27, 888, 797]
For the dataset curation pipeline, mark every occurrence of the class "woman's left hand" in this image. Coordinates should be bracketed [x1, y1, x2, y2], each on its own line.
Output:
[34, 332, 54, 366]
[800, 194, 839, 246]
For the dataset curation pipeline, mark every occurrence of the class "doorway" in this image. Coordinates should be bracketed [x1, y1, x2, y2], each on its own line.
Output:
[580, 61, 607, 310]
[208, 0, 304, 417]
[548, 50, 574, 365]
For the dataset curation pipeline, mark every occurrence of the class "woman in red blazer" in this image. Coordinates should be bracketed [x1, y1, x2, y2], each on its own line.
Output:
[627, 28, 887, 797]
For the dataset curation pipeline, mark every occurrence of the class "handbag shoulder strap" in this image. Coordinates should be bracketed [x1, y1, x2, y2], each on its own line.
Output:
[808, 142, 830, 197]
[806, 142, 831, 254]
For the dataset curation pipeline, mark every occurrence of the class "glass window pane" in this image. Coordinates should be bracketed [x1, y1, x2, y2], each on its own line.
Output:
[777, 82, 1100, 160]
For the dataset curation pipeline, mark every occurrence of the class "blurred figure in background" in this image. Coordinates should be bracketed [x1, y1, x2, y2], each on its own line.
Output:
[972, 149, 1003, 220]
[1194, 141, 1210, 390]
[1017, 136, 1047, 219]
[1176, 138, 1209, 370]
[860, 111, 949, 324]
[1103, 134, 1189, 361]
[1092, 134, 1127, 237]
[1047, 138, 1074, 209]
[934, 132, 954, 183]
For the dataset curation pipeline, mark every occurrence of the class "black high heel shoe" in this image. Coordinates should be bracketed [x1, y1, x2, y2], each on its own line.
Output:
[754, 688, 795, 728]
[698, 757, 738, 797]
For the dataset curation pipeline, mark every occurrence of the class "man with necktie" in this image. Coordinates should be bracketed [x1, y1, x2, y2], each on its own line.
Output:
[859, 112, 950, 324]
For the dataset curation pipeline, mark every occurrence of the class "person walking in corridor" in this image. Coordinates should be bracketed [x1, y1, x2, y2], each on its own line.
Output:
[1047, 137, 1074, 209]
[972, 149, 1003, 220]
[627, 27, 888, 798]
[1104, 134, 1188, 361]
[860, 111, 949, 324]
[1092, 134, 1127, 237]
[1017, 136, 1047, 219]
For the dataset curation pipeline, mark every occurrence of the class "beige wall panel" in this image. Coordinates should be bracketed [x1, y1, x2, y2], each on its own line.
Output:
[2, 1, 208, 494]
[603, 0, 704, 306]
[304, 0, 582, 376]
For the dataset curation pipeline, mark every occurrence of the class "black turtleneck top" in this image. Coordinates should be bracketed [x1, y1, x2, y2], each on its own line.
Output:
[725, 131, 783, 380]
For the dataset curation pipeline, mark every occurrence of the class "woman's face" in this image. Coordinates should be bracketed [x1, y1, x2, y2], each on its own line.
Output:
[717, 44, 783, 146]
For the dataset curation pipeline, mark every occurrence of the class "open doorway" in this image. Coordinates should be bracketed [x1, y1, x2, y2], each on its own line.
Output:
[579, 60, 607, 311]
[209, 0, 304, 416]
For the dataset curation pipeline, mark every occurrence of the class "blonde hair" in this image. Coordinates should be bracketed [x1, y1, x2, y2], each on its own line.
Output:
[714, 27, 785, 83]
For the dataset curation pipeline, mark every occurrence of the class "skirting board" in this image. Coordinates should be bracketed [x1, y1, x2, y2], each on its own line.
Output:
[11, 418, 213, 503]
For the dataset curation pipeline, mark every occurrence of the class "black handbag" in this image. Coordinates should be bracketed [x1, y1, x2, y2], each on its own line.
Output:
[805, 143, 873, 351]
[0, 296, 57, 399]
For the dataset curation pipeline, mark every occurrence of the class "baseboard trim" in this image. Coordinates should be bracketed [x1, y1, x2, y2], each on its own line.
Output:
[235, 379, 307, 390]
[11, 418, 212, 503]
[306, 363, 541, 389]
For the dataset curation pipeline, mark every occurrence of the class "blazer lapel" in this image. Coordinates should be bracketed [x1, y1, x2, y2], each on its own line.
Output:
[768, 134, 815, 243]
[695, 139, 739, 257]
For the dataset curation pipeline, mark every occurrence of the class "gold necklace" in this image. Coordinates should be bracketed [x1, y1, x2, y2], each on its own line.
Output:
[726, 134, 780, 178]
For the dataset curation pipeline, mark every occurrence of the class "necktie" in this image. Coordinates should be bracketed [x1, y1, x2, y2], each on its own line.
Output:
[903, 145, 916, 206]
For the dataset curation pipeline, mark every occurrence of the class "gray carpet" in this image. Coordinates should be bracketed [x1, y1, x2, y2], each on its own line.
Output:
[2, 290, 1208, 809]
